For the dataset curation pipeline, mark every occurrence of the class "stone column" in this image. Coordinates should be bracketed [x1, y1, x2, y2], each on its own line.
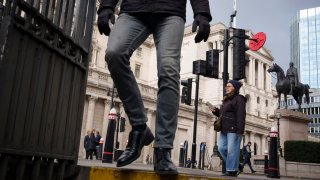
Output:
[102, 99, 112, 141]
[266, 64, 271, 92]
[248, 57, 254, 85]
[262, 134, 267, 154]
[91, 47, 97, 68]
[249, 132, 255, 146]
[258, 62, 263, 89]
[85, 96, 98, 131]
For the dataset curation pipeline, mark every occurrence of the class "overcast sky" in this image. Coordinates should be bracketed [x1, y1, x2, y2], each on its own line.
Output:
[186, 0, 320, 72]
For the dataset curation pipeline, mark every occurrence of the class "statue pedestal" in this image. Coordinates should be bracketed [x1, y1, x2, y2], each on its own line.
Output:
[271, 109, 311, 148]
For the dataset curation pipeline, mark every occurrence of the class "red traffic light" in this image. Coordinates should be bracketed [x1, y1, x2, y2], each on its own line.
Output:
[249, 32, 266, 51]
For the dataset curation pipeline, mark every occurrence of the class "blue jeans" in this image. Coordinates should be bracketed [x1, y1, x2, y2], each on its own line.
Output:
[105, 13, 185, 148]
[218, 132, 242, 171]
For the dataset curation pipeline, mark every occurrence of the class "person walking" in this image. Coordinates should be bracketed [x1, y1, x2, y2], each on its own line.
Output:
[95, 131, 102, 160]
[84, 130, 90, 159]
[97, 0, 211, 175]
[88, 130, 98, 160]
[242, 142, 256, 173]
[210, 80, 246, 177]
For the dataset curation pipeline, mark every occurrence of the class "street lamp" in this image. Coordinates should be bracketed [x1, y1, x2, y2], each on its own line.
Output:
[275, 112, 283, 157]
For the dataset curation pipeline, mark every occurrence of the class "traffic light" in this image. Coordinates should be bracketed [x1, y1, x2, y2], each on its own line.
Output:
[120, 117, 125, 132]
[205, 49, 219, 78]
[233, 28, 248, 80]
[181, 78, 192, 105]
[193, 60, 206, 75]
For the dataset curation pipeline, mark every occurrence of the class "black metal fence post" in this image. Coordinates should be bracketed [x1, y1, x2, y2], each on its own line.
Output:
[191, 75, 200, 169]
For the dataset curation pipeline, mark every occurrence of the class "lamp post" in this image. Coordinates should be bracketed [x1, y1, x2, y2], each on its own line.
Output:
[275, 112, 282, 157]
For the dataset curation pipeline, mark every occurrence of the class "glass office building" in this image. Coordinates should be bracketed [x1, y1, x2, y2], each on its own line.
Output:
[290, 7, 320, 88]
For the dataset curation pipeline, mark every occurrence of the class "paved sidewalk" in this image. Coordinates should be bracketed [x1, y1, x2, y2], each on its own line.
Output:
[77, 158, 310, 180]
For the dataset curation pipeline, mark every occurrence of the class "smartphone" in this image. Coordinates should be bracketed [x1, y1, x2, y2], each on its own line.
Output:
[205, 101, 215, 109]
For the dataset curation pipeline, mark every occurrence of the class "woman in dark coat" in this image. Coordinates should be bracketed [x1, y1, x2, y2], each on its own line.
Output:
[210, 80, 246, 177]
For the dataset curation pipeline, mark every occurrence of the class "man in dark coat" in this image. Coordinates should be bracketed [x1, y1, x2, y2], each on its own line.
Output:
[84, 131, 90, 159]
[97, 0, 212, 175]
[242, 141, 256, 173]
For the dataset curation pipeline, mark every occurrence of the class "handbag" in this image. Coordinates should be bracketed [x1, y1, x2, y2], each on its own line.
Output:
[213, 117, 221, 132]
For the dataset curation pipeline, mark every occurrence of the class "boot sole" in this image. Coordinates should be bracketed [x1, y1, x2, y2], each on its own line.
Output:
[117, 132, 154, 167]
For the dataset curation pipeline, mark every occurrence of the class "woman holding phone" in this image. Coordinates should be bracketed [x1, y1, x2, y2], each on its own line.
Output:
[209, 80, 246, 177]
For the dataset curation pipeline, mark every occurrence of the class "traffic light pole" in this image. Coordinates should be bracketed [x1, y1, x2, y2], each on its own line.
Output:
[191, 74, 200, 168]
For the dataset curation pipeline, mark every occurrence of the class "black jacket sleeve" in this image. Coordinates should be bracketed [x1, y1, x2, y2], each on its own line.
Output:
[234, 95, 246, 134]
[98, 0, 119, 13]
[190, 0, 212, 21]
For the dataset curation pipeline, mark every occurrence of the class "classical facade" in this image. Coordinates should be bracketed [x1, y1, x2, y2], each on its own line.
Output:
[79, 18, 278, 164]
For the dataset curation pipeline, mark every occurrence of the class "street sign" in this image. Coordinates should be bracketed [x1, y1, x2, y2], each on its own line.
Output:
[249, 32, 266, 51]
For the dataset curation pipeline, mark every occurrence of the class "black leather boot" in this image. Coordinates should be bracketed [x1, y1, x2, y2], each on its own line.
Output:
[154, 148, 178, 175]
[117, 126, 154, 167]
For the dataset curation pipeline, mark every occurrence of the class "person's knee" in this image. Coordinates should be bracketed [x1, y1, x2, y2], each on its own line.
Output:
[105, 49, 124, 73]
[218, 145, 226, 154]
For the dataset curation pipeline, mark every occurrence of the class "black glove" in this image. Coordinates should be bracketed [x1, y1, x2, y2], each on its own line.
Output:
[97, 8, 115, 36]
[192, 14, 210, 43]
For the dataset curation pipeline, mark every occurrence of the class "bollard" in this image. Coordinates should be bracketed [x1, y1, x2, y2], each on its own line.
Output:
[98, 138, 104, 160]
[264, 150, 269, 174]
[179, 143, 184, 167]
[267, 127, 280, 178]
[102, 108, 117, 163]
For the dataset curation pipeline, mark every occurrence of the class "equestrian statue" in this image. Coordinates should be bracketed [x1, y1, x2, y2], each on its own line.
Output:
[267, 63, 310, 111]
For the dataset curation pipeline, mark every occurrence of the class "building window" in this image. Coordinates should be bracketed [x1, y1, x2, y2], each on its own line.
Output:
[136, 47, 142, 57]
[311, 97, 314, 103]
[135, 64, 141, 78]
[257, 97, 260, 104]
[265, 100, 268, 107]
[310, 127, 314, 133]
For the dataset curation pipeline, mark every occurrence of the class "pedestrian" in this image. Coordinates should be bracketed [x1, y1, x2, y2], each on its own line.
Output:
[186, 158, 191, 168]
[210, 80, 246, 177]
[242, 142, 256, 173]
[97, 0, 211, 175]
[88, 130, 98, 160]
[95, 131, 102, 160]
[146, 154, 150, 164]
[84, 130, 90, 159]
